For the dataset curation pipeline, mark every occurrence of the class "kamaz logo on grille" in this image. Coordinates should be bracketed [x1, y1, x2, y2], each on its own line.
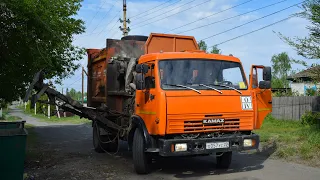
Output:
[203, 119, 225, 124]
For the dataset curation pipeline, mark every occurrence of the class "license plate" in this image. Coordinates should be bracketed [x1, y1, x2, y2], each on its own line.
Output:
[206, 142, 229, 149]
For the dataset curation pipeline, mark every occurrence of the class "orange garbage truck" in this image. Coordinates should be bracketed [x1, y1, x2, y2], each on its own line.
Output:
[25, 33, 272, 174]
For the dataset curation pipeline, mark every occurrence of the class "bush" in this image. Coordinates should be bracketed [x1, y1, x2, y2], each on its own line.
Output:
[305, 88, 317, 96]
[272, 90, 300, 97]
[25, 95, 55, 116]
[301, 111, 320, 126]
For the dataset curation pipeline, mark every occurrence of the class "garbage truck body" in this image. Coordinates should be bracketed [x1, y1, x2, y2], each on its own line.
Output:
[86, 33, 272, 174]
[25, 33, 272, 174]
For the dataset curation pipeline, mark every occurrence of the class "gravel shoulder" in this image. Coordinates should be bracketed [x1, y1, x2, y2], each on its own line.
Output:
[8, 106, 320, 180]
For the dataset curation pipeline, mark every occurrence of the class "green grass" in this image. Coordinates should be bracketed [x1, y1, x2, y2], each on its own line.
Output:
[0, 108, 22, 121]
[36, 114, 90, 124]
[22, 109, 90, 124]
[0, 108, 9, 120]
[255, 116, 320, 166]
[6, 115, 22, 121]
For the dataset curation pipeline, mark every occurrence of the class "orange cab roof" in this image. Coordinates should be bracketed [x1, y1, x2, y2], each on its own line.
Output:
[139, 52, 241, 64]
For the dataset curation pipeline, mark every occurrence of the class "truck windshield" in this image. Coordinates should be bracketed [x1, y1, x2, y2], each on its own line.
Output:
[158, 59, 247, 91]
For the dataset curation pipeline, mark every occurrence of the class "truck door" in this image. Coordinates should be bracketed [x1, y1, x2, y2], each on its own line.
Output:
[249, 65, 272, 129]
[135, 61, 159, 135]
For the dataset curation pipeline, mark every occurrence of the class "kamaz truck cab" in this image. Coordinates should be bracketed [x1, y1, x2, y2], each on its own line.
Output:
[129, 34, 272, 173]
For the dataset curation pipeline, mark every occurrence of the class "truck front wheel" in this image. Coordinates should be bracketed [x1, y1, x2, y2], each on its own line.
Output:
[132, 129, 151, 174]
[216, 151, 232, 169]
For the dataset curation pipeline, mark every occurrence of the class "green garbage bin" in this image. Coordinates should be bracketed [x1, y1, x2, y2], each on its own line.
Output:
[0, 121, 28, 180]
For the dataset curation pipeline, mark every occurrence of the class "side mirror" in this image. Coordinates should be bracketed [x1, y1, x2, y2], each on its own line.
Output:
[263, 66, 271, 81]
[136, 64, 149, 74]
[259, 81, 271, 89]
[135, 74, 146, 90]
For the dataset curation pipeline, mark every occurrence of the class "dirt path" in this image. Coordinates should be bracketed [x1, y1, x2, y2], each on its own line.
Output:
[10, 107, 320, 180]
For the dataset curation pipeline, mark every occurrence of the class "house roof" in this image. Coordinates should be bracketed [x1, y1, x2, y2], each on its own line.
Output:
[287, 65, 320, 81]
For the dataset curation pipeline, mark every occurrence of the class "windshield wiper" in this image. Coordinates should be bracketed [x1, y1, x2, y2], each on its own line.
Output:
[199, 84, 222, 94]
[163, 84, 201, 94]
[211, 84, 242, 94]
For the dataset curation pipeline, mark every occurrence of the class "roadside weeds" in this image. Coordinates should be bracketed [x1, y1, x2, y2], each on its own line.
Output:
[255, 116, 320, 167]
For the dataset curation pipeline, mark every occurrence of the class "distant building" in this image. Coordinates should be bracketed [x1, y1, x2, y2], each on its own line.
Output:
[287, 66, 320, 95]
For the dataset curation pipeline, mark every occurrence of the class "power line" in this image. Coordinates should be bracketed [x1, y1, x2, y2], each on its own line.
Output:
[98, 19, 121, 47]
[74, 1, 121, 39]
[130, 0, 183, 26]
[131, 0, 206, 29]
[200, 1, 304, 41]
[90, 0, 118, 34]
[86, 0, 108, 28]
[166, 0, 255, 33]
[213, 15, 295, 46]
[96, 11, 120, 36]
[63, 75, 83, 89]
[177, 0, 289, 34]
[130, 0, 175, 20]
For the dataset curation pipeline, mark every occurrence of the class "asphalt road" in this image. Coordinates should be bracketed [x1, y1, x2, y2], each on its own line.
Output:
[10, 107, 320, 180]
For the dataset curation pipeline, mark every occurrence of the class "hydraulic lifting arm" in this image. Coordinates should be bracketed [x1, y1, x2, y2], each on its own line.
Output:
[23, 70, 123, 134]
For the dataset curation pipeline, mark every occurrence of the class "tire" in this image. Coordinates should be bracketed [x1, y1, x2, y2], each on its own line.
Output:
[121, 35, 148, 41]
[216, 151, 232, 169]
[93, 123, 118, 153]
[132, 129, 151, 174]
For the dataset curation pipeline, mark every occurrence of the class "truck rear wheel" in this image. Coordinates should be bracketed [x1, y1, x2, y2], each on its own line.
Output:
[93, 122, 118, 153]
[216, 151, 232, 169]
[132, 129, 151, 174]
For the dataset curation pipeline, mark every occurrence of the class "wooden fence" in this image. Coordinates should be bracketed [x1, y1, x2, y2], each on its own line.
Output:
[271, 96, 320, 120]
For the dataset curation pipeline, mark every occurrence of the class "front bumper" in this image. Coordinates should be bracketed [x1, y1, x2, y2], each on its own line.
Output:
[158, 134, 259, 157]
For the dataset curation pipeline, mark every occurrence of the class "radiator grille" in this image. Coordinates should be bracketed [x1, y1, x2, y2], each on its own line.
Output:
[183, 119, 240, 132]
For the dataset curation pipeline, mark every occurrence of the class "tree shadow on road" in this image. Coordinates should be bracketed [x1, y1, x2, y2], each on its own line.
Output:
[28, 124, 277, 179]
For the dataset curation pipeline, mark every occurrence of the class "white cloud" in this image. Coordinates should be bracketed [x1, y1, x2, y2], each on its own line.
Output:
[57, 0, 313, 91]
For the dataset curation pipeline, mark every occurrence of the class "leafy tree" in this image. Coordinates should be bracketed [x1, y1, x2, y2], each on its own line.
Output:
[67, 88, 83, 100]
[68, 88, 77, 99]
[198, 40, 207, 52]
[197, 40, 221, 54]
[210, 45, 221, 54]
[279, 0, 319, 59]
[271, 52, 306, 88]
[0, 0, 85, 107]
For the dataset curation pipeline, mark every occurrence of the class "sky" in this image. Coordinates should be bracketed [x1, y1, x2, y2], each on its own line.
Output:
[55, 0, 316, 92]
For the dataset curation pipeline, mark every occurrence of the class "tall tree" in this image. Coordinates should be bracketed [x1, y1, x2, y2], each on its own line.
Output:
[198, 40, 207, 52]
[210, 45, 221, 54]
[0, 0, 85, 106]
[279, 0, 319, 59]
[271, 52, 306, 88]
[198, 40, 222, 54]
[68, 88, 77, 100]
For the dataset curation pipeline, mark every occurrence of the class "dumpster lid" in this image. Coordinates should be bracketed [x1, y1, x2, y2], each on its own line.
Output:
[0, 128, 28, 136]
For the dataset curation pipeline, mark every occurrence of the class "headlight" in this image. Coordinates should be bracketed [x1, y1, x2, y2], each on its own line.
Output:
[175, 143, 187, 152]
[243, 139, 254, 147]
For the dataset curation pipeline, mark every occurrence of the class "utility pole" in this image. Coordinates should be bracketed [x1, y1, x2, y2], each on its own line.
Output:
[82, 66, 88, 105]
[82, 66, 84, 104]
[119, 0, 130, 36]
